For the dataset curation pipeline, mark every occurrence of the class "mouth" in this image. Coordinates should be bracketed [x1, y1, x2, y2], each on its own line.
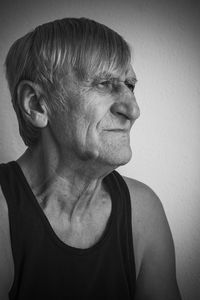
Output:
[104, 129, 130, 133]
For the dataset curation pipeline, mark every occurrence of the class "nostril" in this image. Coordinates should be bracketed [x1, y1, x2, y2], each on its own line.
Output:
[117, 112, 129, 119]
[110, 103, 127, 116]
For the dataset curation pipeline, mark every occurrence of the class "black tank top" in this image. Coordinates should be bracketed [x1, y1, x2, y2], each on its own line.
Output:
[0, 161, 136, 300]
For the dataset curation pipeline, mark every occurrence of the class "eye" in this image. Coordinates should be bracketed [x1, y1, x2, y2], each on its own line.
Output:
[97, 80, 113, 89]
[125, 80, 135, 92]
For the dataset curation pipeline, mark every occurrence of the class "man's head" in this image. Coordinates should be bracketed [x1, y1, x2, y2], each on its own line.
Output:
[5, 17, 132, 147]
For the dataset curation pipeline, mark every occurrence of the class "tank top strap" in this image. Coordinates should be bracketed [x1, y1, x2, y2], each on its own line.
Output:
[112, 170, 136, 284]
[0, 161, 19, 210]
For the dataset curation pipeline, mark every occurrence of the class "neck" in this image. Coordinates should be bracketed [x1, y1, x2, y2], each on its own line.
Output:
[17, 140, 112, 219]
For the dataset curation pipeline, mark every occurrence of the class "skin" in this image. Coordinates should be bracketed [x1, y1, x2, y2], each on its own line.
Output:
[0, 64, 182, 299]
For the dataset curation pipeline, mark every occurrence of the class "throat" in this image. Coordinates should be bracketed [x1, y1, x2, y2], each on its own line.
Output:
[42, 192, 112, 249]
[30, 167, 112, 249]
[37, 175, 106, 221]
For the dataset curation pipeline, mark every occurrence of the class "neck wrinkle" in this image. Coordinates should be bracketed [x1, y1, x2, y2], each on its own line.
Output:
[17, 143, 110, 219]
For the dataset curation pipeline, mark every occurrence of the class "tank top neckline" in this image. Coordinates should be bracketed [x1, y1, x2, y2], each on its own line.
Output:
[9, 161, 117, 255]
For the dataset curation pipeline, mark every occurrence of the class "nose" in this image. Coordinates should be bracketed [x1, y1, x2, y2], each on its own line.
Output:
[110, 91, 140, 122]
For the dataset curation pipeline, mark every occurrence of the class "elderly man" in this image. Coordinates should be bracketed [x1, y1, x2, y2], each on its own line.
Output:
[0, 18, 181, 299]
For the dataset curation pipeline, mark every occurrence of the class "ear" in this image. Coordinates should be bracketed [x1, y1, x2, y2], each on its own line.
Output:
[17, 80, 48, 128]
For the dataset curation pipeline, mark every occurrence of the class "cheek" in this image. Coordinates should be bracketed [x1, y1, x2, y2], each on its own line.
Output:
[78, 110, 108, 157]
[86, 91, 113, 121]
[83, 104, 109, 136]
[48, 108, 79, 146]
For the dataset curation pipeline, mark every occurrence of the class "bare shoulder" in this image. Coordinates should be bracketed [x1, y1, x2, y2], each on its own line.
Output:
[123, 175, 174, 255]
[0, 186, 13, 299]
[123, 176, 169, 274]
[123, 176, 168, 238]
[123, 176, 182, 299]
[0, 186, 10, 242]
[123, 176, 163, 213]
[0, 187, 8, 213]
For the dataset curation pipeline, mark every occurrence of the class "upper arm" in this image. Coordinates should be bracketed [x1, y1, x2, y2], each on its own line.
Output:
[0, 186, 13, 300]
[124, 177, 182, 300]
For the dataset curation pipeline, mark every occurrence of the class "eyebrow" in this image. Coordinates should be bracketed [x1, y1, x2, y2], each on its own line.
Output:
[92, 73, 138, 84]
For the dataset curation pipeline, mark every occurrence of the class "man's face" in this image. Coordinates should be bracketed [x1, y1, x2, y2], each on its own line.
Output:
[49, 64, 140, 169]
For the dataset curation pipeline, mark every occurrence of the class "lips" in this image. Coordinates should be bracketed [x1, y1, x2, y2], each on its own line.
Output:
[102, 119, 132, 133]
[104, 128, 130, 133]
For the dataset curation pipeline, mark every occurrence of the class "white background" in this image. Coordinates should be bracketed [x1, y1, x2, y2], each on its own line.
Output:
[0, 0, 199, 299]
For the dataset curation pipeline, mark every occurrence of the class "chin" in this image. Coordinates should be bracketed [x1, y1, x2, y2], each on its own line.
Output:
[98, 132, 132, 165]
[116, 150, 132, 166]
[77, 137, 132, 168]
[100, 145, 132, 168]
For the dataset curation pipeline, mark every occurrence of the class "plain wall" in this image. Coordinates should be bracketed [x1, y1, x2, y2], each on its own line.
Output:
[0, 0, 199, 299]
